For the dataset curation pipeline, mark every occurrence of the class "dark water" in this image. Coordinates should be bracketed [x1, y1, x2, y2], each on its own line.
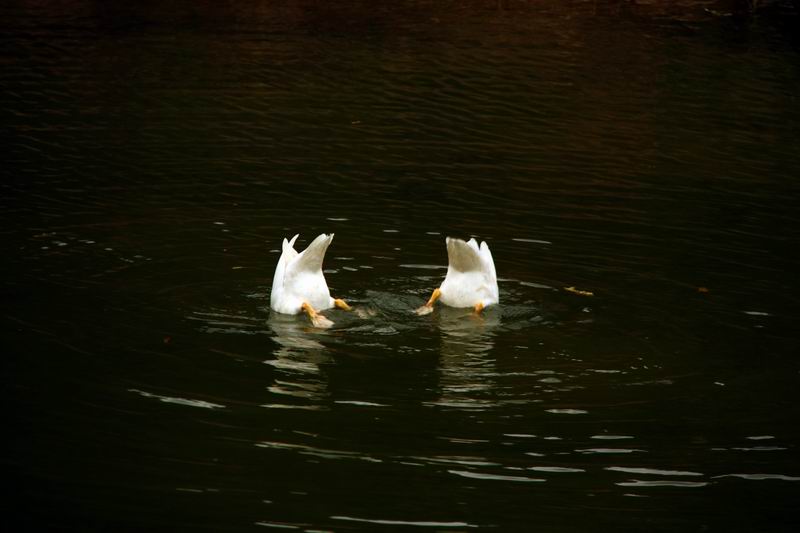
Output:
[4, 1, 800, 531]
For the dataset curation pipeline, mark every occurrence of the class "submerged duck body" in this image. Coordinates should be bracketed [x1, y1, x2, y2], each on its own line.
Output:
[439, 237, 499, 308]
[270, 233, 350, 327]
[417, 237, 499, 314]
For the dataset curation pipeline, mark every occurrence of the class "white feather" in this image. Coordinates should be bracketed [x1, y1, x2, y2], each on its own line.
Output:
[439, 237, 499, 308]
[270, 233, 336, 314]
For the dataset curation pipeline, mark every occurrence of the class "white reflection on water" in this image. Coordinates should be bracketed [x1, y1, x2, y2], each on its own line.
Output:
[576, 448, 647, 454]
[528, 466, 585, 473]
[449, 469, 546, 483]
[334, 400, 389, 407]
[128, 388, 226, 409]
[331, 515, 479, 528]
[264, 313, 332, 407]
[713, 473, 800, 481]
[616, 480, 709, 488]
[255, 440, 381, 463]
[268, 314, 327, 353]
[606, 466, 703, 477]
[254, 520, 309, 529]
[431, 306, 501, 410]
[407, 456, 501, 467]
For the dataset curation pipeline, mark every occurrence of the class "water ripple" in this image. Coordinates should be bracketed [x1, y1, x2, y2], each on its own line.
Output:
[616, 480, 709, 488]
[128, 389, 225, 410]
[448, 470, 546, 483]
[331, 516, 479, 528]
[606, 467, 704, 477]
[713, 474, 800, 482]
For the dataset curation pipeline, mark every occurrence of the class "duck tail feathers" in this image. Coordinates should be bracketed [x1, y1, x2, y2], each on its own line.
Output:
[281, 233, 300, 261]
[295, 233, 334, 273]
[446, 237, 483, 273]
[480, 240, 497, 282]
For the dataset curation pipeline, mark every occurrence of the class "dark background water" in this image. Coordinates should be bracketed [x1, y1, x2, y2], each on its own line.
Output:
[3, 1, 800, 531]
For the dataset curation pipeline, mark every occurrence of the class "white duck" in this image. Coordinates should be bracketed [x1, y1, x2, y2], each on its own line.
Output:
[270, 233, 351, 328]
[415, 237, 499, 315]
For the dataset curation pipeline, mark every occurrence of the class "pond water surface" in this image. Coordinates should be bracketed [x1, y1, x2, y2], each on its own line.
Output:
[4, 1, 800, 531]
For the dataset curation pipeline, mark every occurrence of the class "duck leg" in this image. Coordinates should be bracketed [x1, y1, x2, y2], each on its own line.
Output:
[301, 302, 333, 328]
[333, 298, 352, 311]
[473, 302, 485, 314]
[415, 287, 441, 316]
